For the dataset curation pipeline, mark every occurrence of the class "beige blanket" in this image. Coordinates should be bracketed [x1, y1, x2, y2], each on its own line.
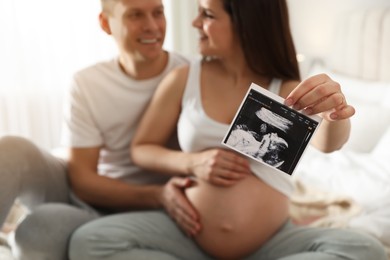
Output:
[289, 179, 362, 227]
[290, 179, 390, 259]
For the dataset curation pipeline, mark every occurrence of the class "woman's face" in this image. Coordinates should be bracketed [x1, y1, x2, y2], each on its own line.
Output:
[192, 0, 236, 57]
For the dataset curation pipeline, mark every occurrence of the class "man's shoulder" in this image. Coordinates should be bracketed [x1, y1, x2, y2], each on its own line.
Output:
[69, 58, 119, 93]
[74, 58, 117, 78]
[168, 51, 190, 67]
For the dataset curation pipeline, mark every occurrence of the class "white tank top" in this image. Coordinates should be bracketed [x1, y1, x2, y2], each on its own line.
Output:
[177, 59, 294, 197]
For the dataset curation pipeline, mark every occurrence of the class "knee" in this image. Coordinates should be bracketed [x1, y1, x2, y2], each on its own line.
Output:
[0, 136, 57, 185]
[13, 204, 94, 260]
[69, 222, 132, 260]
[0, 135, 36, 154]
[68, 226, 93, 260]
[348, 231, 387, 260]
[13, 208, 67, 260]
[69, 214, 151, 260]
[0, 137, 42, 203]
[0, 136, 40, 163]
[320, 229, 387, 260]
[69, 223, 115, 260]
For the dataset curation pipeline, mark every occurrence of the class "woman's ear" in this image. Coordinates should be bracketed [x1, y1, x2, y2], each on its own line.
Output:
[99, 12, 112, 35]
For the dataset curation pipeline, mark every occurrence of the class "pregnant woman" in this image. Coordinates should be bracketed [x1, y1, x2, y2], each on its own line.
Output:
[69, 0, 387, 259]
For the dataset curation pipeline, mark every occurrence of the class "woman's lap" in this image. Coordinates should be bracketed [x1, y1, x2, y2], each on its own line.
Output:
[245, 220, 387, 260]
[68, 210, 212, 260]
[69, 211, 387, 260]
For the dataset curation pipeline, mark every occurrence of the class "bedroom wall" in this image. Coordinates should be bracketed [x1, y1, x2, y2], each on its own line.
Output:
[287, 0, 390, 60]
[164, 0, 197, 58]
[166, 0, 390, 65]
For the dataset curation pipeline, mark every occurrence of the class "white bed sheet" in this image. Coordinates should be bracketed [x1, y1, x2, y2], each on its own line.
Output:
[295, 59, 390, 250]
[295, 144, 390, 247]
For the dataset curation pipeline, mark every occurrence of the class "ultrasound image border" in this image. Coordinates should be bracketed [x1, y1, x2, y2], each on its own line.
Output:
[222, 83, 322, 176]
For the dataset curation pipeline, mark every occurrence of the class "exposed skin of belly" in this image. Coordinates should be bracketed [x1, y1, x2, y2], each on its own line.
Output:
[186, 175, 289, 260]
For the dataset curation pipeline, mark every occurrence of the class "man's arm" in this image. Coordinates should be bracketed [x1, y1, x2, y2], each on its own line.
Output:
[68, 147, 161, 210]
[68, 147, 201, 235]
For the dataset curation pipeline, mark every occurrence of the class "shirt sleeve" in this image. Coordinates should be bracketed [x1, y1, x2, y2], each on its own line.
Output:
[60, 73, 103, 148]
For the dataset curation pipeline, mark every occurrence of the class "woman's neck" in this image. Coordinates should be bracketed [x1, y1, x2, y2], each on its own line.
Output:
[217, 56, 271, 89]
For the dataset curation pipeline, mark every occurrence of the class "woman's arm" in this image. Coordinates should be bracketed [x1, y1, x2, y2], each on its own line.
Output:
[131, 66, 192, 175]
[131, 66, 251, 186]
[307, 116, 351, 153]
[281, 74, 355, 153]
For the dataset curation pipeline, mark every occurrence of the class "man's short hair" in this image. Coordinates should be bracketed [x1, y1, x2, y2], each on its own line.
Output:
[100, 0, 119, 13]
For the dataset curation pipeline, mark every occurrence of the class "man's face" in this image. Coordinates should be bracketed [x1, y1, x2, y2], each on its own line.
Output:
[105, 0, 166, 62]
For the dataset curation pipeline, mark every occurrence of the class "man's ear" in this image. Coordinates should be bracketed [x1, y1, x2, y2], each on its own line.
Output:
[99, 12, 112, 35]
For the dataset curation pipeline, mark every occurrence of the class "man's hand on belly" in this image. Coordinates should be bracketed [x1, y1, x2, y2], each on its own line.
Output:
[159, 177, 201, 236]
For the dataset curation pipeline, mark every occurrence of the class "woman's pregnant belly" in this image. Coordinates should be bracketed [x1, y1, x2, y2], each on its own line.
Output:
[186, 175, 289, 260]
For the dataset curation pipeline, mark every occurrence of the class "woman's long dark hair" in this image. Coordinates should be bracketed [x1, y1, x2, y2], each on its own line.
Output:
[223, 0, 301, 81]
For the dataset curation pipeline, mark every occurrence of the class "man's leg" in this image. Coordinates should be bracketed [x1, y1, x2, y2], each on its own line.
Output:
[0, 136, 93, 260]
[11, 203, 98, 260]
[245, 220, 387, 260]
[69, 211, 213, 260]
[0, 136, 69, 226]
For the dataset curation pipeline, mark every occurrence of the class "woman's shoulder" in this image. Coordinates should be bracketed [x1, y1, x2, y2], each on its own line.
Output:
[156, 64, 190, 101]
[164, 63, 190, 82]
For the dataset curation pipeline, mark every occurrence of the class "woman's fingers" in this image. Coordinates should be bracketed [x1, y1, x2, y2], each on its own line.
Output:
[303, 92, 345, 115]
[284, 73, 355, 121]
[220, 150, 251, 171]
[193, 149, 252, 186]
[287, 75, 341, 110]
[285, 74, 331, 107]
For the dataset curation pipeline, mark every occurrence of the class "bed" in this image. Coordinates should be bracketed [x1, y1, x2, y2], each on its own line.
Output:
[290, 6, 390, 257]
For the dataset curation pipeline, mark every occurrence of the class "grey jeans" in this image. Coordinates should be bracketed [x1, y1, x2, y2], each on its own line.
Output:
[69, 211, 387, 260]
[0, 136, 98, 260]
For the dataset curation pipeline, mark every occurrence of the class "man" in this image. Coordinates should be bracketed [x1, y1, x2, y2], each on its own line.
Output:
[0, 0, 198, 259]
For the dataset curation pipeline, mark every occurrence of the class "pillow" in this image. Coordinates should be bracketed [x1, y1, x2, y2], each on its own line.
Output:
[306, 63, 390, 106]
[306, 64, 390, 153]
[343, 105, 390, 153]
[381, 88, 390, 109]
[372, 126, 390, 160]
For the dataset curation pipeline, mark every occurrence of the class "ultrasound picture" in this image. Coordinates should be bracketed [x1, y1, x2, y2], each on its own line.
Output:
[226, 107, 291, 169]
[223, 83, 321, 175]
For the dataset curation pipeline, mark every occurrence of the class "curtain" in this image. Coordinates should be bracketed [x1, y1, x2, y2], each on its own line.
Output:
[164, 0, 197, 58]
[0, 0, 196, 150]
